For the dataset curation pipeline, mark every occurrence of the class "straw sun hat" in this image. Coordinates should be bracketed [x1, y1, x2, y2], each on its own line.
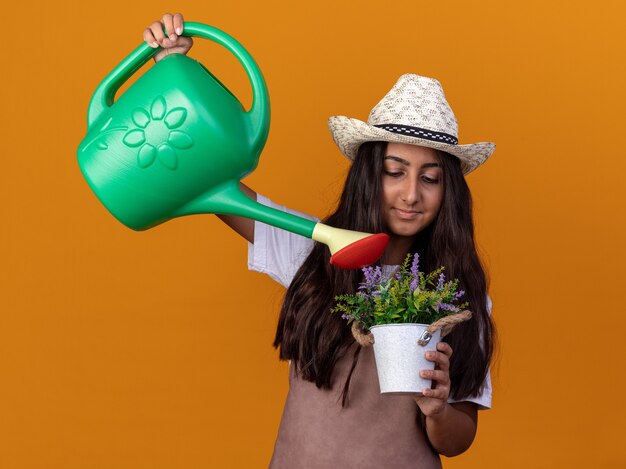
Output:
[327, 74, 496, 175]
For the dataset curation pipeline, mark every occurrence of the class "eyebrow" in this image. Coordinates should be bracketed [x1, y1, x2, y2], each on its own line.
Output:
[384, 155, 441, 169]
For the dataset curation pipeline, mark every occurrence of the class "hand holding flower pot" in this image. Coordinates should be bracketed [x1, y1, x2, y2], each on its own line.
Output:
[415, 340, 455, 417]
[332, 253, 472, 395]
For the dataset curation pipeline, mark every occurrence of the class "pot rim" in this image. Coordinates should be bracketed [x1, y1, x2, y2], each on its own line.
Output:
[369, 323, 434, 330]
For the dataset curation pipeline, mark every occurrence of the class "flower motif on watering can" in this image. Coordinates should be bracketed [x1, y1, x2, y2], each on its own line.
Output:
[122, 96, 194, 170]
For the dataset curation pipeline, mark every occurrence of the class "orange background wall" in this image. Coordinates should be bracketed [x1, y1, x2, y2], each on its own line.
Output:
[2, 1, 625, 467]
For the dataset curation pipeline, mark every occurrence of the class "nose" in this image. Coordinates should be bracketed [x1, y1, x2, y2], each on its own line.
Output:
[401, 177, 420, 205]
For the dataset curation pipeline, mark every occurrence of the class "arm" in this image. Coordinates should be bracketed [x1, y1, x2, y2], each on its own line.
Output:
[143, 14, 256, 243]
[415, 342, 478, 456]
[423, 401, 477, 457]
[216, 183, 257, 243]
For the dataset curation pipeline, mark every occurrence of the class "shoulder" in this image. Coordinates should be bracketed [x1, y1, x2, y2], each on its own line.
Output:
[247, 194, 319, 288]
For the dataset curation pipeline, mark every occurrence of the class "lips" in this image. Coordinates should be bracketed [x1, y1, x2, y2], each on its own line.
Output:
[393, 208, 421, 220]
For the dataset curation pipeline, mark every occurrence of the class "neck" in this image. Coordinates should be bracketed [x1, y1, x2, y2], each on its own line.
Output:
[383, 235, 415, 265]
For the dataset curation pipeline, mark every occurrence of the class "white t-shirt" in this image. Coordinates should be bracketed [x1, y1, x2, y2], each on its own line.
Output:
[248, 194, 493, 409]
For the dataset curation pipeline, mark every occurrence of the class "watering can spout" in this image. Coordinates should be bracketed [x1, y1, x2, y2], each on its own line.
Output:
[175, 181, 389, 269]
[312, 225, 390, 269]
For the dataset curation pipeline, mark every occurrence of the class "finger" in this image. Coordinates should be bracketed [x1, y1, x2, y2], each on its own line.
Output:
[162, 13, 177, 41]
[149, 21, 166, 46]
[436, 342, 453, 358]
[143, 29, 158, 48]
[425, 350, 450, 372]
[173, 13, 184, 36]
[422, 386, 449, 400]
[420, 369, 450, 385]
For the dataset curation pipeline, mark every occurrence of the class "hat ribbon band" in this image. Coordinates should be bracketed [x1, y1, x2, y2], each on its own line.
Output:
[374, 124, 458, 145]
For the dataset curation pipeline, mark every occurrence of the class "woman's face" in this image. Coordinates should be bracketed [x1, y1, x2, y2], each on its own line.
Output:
[381, 143, 444, 241]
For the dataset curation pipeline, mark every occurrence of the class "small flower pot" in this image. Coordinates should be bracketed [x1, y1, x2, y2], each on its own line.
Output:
[370, 323, 442, 394]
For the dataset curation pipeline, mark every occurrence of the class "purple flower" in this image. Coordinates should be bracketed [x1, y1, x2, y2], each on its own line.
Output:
[454, 290, 465, 300]
[410, 253, 420, 291]
[410, 253, 420, 276]
[341, 313, 351, 320]
[437, 273, 445, 291]
[440, 302, 459, 312]
[359, 265, 383, 290]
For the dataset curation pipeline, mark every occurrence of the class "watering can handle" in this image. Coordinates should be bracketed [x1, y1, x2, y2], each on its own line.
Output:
[86, 22, 270, 151]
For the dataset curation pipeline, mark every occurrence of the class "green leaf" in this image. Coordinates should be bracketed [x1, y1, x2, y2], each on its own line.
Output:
[164, 107, 187, 129]
[151, 96, 167, 120]
[123, 129, 146, 148]
[137, 143, 156, 168]
[168, 129, 193, 149]
[132, 108, 150, 128]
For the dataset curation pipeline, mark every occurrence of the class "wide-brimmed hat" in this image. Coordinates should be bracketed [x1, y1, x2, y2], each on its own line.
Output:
[328, 74, 496, 175]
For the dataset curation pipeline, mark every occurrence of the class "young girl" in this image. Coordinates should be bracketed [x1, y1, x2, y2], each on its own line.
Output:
[144, 14, 496, 468]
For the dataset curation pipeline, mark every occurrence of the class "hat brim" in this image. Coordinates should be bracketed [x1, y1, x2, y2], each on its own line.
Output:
[328, 116, 496, 175]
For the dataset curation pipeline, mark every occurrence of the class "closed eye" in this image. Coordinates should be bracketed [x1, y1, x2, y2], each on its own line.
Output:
[384, 170, 404, 178]
[422, 176, 439, 184]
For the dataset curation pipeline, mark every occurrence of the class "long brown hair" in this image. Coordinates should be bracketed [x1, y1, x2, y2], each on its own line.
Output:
[273, 141, 494, 405]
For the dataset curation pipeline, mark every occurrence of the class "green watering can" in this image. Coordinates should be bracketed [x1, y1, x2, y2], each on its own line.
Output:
[77, 22, 388, 269]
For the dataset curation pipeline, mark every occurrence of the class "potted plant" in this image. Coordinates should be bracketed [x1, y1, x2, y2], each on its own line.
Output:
[332, 253, 471, 394]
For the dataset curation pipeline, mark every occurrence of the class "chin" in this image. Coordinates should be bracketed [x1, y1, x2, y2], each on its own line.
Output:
[389, 224, 424, 238]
